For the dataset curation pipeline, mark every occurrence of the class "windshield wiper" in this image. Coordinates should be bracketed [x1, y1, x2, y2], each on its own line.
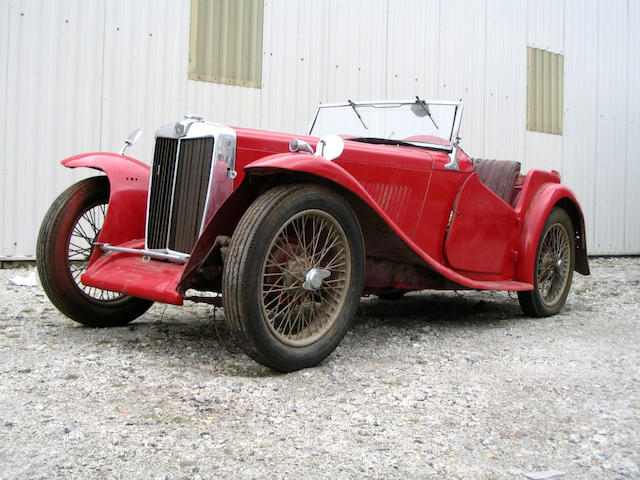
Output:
[348, 100, 368, 130]
[416, 96, 439, 130]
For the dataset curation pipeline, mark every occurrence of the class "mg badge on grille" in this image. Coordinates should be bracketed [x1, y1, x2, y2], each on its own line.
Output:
[175, 122, 185, 137]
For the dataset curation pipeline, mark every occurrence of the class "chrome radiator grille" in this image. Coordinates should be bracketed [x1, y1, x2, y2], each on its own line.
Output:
[146, 136, 214, 254]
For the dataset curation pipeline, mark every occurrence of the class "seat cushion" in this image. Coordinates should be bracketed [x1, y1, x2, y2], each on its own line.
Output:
[471, 158, 521, 204]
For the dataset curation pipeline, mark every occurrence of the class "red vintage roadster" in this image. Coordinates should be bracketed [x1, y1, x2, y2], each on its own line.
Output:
[37, 99, 589, 371]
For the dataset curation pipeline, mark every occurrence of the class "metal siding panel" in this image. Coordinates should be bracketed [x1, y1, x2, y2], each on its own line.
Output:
[189, 0, 262, 88]
[186, 81, 262, 128]
[484, 0, 527, 163]
[626, 0, 640, 253]
[0, 1, 9, 257]
[524, 131, 563, 173]
[527, 47, 563, 135]
[260, 0, 390, 134]
[325, 0, 388, 102]
[260, 0, 330, 133]
[2, 0, 105, 259]
[525, 0, 566, 190]
[527, 0, 564, 54]
[385, 0, 440, 99]
[438, 0, 486, 158]
[562, 0, 598, 252]
[552, 53, 563, 132]
[594, 0, 628, 254]
[101, 0, 190, 165]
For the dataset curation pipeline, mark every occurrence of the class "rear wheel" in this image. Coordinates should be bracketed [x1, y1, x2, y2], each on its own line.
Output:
[518, 208, 575, 317]
[222, 184, 365, 371]
[36, 176, 153, 327]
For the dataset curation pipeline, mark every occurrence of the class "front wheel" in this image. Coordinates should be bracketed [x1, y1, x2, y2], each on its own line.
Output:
[518, 208, 575, 317]
[36, 176, 153, 327]
[222, 184, 365, 372]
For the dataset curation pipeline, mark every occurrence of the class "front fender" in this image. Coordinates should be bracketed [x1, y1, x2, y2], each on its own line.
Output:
[517, 183, 589, 283]
[179, 153, 378, 292]
[62, 152, 150, 247]
[244, 153, 384, 213]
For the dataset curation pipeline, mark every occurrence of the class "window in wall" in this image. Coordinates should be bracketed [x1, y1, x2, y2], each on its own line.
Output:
[189, 0, 263, 88]
[527, 47, 563, 135]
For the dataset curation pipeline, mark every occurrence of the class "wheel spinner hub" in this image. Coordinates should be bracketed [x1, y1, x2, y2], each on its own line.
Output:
[302, 268, 331, 291]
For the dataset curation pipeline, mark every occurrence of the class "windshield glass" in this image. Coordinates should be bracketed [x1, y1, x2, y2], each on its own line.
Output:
[307, 100, 461, 147]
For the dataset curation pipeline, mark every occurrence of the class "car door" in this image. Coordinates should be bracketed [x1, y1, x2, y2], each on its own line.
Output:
[443, 173, 519, 275]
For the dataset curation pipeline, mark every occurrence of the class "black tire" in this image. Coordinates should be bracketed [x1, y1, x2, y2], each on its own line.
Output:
[222, 184, 365, 372]
[36, 176, 153, 327]
[518, 208, 575, 317]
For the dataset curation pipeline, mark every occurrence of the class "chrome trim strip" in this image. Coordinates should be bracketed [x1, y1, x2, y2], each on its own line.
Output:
[415, 142, 452, 152]
[98, 244, 190, 263]
[200, 129, 237, 231]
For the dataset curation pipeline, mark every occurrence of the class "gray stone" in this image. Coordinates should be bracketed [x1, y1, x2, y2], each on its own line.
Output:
[523, 471, 566, 480]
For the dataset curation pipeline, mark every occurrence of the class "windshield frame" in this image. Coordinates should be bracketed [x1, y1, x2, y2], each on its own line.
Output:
[306, 99, 464, 152]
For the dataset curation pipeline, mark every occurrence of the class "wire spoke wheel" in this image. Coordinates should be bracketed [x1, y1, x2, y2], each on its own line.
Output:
[536, 223, 570, 307]
[68, 202, 125, 302]
[223, 184, 365, 372]
[37, 176, 153, 327]
[260, 209, 351, 347]
[518, 208, 575, 317]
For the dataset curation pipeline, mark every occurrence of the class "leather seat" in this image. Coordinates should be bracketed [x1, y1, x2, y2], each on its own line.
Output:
[471, 158, 521, 205]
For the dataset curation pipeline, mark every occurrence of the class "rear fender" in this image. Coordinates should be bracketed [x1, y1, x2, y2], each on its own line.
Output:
[517, 183, 589, 284]
[62, 153, 150, 247]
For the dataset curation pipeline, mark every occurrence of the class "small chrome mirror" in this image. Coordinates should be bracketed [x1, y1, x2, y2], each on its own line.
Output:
[289, 138, 314, 154]
[119, 128, 143, 156]
[315, 134, 344, 161]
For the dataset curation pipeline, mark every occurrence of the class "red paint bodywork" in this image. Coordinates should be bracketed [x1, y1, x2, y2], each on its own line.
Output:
[63, 127, 588, 305]
[63, 153, 149, 247]
[61, 153, 187, 304]
[82, 240, 184, 305]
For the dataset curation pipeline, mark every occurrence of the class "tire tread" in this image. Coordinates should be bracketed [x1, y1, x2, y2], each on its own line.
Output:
[222, 184, 364, 371]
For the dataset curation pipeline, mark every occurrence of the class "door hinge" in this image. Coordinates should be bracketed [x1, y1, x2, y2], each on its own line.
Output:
[447, 209, 461, 229]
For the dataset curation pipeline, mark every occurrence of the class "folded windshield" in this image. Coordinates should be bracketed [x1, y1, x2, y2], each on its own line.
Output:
[307, 99, 462, 147]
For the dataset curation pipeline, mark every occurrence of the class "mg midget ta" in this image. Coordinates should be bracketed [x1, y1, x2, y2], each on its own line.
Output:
[37, 99, 590, 371]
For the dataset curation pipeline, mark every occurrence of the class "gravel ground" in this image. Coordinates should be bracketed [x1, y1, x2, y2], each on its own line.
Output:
[0, 257, 638, 480]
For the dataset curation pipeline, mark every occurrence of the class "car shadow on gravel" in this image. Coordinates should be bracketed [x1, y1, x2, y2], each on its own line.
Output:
[64, 291, 528, 376]
[357, 290, 525, 329]
[95, 313, 283, 378]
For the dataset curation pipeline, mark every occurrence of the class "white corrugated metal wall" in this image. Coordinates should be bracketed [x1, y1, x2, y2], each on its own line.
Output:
[1, 0, 638, 258]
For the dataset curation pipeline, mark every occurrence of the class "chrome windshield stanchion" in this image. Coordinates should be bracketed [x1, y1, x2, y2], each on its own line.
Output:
[444, 101, 464, 171]
[445, 137, 461, 171]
